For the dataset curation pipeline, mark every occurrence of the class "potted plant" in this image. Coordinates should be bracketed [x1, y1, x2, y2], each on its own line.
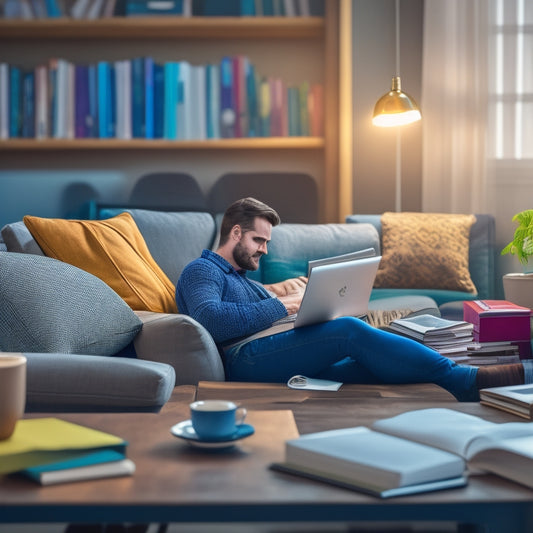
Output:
[501, 209, 533, 308]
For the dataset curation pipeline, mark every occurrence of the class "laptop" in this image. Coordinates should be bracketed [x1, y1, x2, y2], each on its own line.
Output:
[225, 254, 382, 348]
[274, 254, 382, 329]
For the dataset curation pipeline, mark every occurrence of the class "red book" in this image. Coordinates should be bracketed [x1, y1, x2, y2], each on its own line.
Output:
[463, 300, 531, 343]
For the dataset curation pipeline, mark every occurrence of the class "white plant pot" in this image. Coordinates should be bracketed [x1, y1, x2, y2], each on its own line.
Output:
[503, 273, 533, 309]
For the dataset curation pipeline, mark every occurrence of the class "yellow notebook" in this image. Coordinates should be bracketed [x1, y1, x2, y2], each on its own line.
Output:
[0, 418, 127, 475]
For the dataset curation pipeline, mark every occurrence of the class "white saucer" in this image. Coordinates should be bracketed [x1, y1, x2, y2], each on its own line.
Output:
[170, 420, 255, 449]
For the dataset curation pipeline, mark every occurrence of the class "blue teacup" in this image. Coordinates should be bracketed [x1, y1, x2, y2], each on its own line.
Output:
[190, 400, 247, 440]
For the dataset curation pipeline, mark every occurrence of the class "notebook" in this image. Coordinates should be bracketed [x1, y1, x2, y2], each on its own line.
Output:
[227, 254, 382, 348]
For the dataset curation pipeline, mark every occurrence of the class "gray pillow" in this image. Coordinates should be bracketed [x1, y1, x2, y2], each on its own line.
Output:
[0, 253, 142, 355]
[0, 221, 44, 255]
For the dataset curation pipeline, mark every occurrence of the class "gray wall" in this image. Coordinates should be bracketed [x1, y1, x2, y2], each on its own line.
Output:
[352, 0, 423, 214]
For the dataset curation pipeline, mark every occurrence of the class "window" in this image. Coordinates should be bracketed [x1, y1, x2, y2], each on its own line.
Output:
[488, 0, 533, 159]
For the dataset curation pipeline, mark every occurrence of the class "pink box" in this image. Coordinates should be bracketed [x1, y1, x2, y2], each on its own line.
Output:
[464, 300, 531, 343]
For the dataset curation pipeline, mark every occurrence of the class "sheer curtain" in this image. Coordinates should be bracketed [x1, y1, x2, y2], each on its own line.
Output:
[421, 0, 489, 213]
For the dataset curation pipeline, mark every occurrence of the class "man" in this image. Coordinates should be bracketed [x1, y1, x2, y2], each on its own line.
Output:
[177, 197, 532, 401]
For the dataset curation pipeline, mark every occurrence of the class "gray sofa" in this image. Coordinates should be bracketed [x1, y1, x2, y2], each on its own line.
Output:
[0, 209, 495, 413]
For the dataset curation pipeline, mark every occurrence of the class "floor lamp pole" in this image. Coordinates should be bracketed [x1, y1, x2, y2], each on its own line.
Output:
[395, 127, 402, 212]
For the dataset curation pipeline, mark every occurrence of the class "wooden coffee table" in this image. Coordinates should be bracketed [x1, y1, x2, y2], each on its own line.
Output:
[1, 382, 533, 532]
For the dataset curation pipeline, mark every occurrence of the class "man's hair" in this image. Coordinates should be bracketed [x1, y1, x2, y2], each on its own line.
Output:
[218, 197, 281, 246]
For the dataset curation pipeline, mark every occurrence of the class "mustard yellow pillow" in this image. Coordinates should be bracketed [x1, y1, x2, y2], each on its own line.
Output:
[374, 212, 477, 294]
[23, 213, 178, 314]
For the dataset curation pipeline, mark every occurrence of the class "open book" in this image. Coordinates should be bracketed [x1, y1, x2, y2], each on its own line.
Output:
[272, 408, 533, 498]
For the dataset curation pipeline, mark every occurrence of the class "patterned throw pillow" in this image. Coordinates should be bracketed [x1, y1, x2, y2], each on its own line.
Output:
[23, 213, 178, 313]
[0, 253, 142, 355]
[374, 212, 477, 293]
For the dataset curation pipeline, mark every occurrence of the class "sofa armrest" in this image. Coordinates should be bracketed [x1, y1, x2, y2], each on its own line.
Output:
[133, 311, 225, 384]
[24, 352, 176, 413]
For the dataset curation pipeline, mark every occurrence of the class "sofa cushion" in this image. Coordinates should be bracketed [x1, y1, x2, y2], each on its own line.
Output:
[0, 253, 142, 355]
[1, 220, 44, 255]
[23, 213, 178, 313]
[374, 212, 477, 294]
[98, 209, 217, 285]
[24, 352, 176, 413]
[255, 222, 381, 284]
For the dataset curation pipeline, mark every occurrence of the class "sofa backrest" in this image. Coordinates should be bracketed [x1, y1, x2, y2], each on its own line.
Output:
[0, 209, 218, 287]
[345, 213, 495, 300]
[249, 222, 381, 284]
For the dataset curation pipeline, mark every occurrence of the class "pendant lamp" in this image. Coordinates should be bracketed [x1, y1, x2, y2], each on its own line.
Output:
[372, 75, 421, 127]
[372, 0, 421, 212]
[372, 0, 421, 127]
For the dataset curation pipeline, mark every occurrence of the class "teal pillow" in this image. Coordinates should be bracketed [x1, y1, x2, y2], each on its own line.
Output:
[0, 253, 142, 355]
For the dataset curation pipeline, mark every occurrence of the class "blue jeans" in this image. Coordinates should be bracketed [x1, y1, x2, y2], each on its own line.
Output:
[224, 317, 479, 400]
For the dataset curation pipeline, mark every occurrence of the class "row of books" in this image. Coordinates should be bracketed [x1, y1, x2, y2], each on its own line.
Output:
[2, 0, 324, 19]
[0, 55, 324, 141]
[0, 417, 133, 485]
[386, 312, 523, 365]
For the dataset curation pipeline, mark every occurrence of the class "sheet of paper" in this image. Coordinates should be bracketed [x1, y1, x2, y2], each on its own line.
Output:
[287, 375, 342, 391]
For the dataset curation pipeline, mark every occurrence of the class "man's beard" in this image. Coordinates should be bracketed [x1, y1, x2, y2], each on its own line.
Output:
[233, 241, 262, 271]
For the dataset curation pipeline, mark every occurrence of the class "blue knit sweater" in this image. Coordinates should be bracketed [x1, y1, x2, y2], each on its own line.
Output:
[176, 250, 287, 345]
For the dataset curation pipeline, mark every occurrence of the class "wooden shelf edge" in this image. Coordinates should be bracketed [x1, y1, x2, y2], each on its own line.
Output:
[0, 137, 325, 150]
[0, 17, 324, 39]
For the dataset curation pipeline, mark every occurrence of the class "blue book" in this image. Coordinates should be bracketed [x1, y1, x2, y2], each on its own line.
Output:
[240, 0, 255, 15]
[153, 62, 165, 139]
[202, 0, 240, 15]
[163, 61, 178, 140]
[220, 56, 235, 138]
[21, 449, 135, 486]
[144, 57, 154, 139]
[97, 61, 110, 138]
[44, 0, 62, 17]
[246, 62, 258, 137]
[22, 70, 35, 138]
[262, 0, 274, 15]
[205, 63, 220, 139]
[75, 64, 89, 138]
[109, 63, 116, 138]
[131, 57, 145, 138]
[126, 0, 183, 16]
[9, 65, 22, 138]
[87, 64, 98, 138]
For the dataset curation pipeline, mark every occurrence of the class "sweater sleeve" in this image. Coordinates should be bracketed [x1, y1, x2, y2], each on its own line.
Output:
[176, 259, 287, 344]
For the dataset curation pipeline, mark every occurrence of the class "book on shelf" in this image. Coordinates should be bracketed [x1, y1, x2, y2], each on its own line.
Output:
[480, 383, 533, 420]
[0, 417, 130, 477]
[19, 448, 135, 485]
[2, 54, 323, 141]
[0, 63, 8, 139]
[125, 0, 185, 16]
[272, 407, 533, 498]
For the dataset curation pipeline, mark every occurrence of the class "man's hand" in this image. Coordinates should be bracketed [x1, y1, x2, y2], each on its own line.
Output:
[264, 276, 308, 315]
[264, 276, 308, 297]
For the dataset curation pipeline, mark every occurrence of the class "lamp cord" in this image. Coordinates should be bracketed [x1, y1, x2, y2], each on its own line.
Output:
[395, 0, 400, 76]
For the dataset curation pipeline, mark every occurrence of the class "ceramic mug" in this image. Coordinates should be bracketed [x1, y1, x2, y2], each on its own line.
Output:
[190, 400, 247, 440]
[0, 353, 27, 440]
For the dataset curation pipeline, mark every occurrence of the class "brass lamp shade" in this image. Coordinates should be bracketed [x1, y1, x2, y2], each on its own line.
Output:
[372, 76, 421, 127]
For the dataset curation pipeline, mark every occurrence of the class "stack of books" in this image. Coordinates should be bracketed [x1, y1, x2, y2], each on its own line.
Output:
[463, 300, 532, 359]
[386, 314, 474, 359]
[0, 418, 134, 485]
[387, 313, 523, 365]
